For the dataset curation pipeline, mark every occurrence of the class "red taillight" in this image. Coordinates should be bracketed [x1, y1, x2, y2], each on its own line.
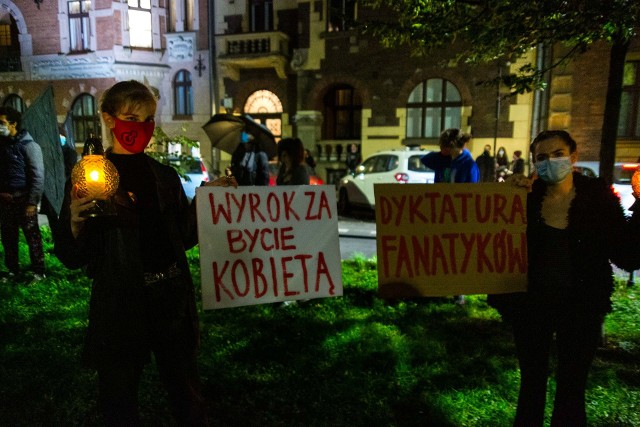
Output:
[622, 163, 639, 171]
[394, 173, 409, 183]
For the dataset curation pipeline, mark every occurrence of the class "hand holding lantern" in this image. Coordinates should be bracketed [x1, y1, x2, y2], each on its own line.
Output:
[70, 135, 119, 217]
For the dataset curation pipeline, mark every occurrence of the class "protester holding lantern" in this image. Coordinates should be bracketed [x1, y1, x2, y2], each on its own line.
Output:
[55, 80, 233, 426]
[489, 130, 640, 426]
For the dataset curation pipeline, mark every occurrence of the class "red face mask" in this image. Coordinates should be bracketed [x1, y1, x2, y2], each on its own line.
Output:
[112, 117, 155, 153]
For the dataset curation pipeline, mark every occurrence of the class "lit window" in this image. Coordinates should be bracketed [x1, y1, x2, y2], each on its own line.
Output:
[71, 94, 100, 143]
[128, 0, 152, 48]
[244, 90, 283, 141]
[406, 79, 462, 139]
[174, 70, 193, 116]
[68, 0, 91, 52]
[619, 62, 640, 138]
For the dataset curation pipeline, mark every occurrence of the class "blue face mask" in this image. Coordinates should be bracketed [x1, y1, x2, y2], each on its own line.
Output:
[536, 157, 573, 184]
[0, 124, 9, 137]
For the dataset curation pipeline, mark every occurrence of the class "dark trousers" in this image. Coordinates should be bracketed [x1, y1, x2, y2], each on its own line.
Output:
[97, 277, 208, 426]
[0, 199, 45, 274]
[511, 307, 603, 427]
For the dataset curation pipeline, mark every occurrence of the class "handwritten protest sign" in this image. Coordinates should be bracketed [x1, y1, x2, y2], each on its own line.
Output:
[375, 183, 527, 298]
[197, 186, 343, 309]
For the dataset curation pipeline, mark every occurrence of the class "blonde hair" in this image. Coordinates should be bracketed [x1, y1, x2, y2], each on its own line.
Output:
[99, 80, 157, 147]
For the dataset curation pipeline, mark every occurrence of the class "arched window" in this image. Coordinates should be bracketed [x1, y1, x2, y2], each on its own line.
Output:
[244, 90, 283, 141]
[0, 11, 21, 72]
[71, 94, 100, 144]
[3, 94, 25, 113]
[323, 84, 361, 140]
[174, 69, 193, 117]
[406, 78, 462, 139]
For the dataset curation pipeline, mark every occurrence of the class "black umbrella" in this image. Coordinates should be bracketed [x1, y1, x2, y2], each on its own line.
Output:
[202, 113, 277, 159]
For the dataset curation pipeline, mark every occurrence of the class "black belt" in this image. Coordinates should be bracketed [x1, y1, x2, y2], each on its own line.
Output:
[143, 262, 181, 285]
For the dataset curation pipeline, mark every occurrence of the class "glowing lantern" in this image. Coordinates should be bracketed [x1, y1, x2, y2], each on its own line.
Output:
[70, 135, 119, 217]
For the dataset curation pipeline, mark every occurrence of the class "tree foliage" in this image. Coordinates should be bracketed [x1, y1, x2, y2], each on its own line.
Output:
[359, 0, 639, 94]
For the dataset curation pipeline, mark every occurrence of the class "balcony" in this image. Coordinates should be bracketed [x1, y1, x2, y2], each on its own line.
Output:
[215, 31, 290, 80]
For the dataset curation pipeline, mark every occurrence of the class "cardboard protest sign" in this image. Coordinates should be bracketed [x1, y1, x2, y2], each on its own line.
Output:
[197, 186, 343, 309]
[375, 183, 527, 298]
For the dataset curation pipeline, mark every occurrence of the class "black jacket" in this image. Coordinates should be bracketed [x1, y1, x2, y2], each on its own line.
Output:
[489, 172, 640, 319]
[55, 155, 200, 368]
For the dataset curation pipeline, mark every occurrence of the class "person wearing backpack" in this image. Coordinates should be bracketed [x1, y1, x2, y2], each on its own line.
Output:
[0, 106, 46, 283]
[230, 131, 270, 186]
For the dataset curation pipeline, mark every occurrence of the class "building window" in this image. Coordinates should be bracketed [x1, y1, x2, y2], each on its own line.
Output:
[406, 78, 462, 139]
[250, 0, 273, 32]
[3, 94, 25, 112]
[0, 12, 21, 72]
[619, 61, 640, 139]
[174, 70, 193, 117]
[323, 84, 362, 140]
[244, 90, 283, 141]
[68, 0, 91, 52]
[128, 0, 152, 48]
[71, 94, 100, 144]
[328, 0, 356, 32]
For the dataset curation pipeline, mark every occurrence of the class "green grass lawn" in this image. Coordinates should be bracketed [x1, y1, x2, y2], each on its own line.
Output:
[0, 227, 639, 426]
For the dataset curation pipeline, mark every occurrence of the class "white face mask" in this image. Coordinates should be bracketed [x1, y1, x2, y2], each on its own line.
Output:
[0, 124, 10, 137]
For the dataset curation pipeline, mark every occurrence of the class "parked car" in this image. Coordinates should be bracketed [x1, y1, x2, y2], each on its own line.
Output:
[573, 161, 639, 215]
[267, 161, 325, 186]
[337, 147, 435, 213]
[168, 156, 210, 200]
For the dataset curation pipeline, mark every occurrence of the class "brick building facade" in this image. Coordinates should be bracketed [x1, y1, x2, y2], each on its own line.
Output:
[0, 0, 213, 164]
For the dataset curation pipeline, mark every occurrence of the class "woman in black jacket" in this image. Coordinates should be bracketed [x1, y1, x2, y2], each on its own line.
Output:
[490, 130, 640, 426]
[55, 80, 234, 426]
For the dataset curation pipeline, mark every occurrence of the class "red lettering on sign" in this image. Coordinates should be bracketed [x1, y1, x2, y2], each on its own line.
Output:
[213, 261, 234, 301]
[283, 191, 300, 220]
[395, 235, 413, 278]
[439, 195, 457, 224]
[251, 258, 268, 298]
[208, 192, 233, 224]
[408, 195, 428, 224]
[476, 233, 494, 273]
[249, 193, 266, 222]
[227, 229, 246, 253]
[315, 251, 335, 294]
[412, 235, 430, 276]
[266, 192, 281, 221]
[431, 235, 448, 274]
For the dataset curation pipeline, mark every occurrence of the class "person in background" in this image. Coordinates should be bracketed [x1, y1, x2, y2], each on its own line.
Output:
[439, 128, 479, 306]
[55, 80, 234, 426]
[476, 144, 496, 182]
[441, 128, 479, 184]
[229, 131, 270, 186]
[496, 146, 509, 181]
[304, 148, 317, 174]
[345, 143, 362, 175]
[421, 139, 453, 183]
[276, 137, 310, 185]
[490, 130, 640, 426]
[509, 149, 525, 175]
[0, 106, 46, 283]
